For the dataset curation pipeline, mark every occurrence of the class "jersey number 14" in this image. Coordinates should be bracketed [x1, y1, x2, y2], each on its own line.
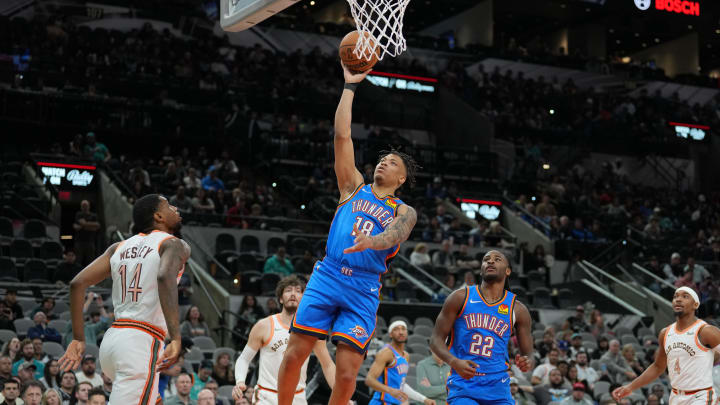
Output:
[118, 263, 143, 303]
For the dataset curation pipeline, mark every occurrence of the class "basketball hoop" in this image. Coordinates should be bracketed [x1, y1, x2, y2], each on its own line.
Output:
[346, 0, 410, 61]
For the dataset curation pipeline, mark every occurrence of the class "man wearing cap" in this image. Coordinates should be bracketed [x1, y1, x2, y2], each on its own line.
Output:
[17, 360, 38, 385]
[563, 306, 588, 333]
[416, 352, 451, 405]
[569, 334, 583, 358]
[614, 287, 720, 405]
[366, 320, 434, 405]
[75, 354, 102, 387]
[509, 377, 534, 405]
[12, 339, 44, 380]
[561, 383, 592, 405]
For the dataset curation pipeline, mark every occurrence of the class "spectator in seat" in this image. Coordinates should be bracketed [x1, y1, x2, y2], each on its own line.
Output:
[73, 200, 100, 267]
[73, 381, 92, 405]
[510, 377, 535, 405]
[532, 348, 560, 385]
[0, 355, 12, 386]
[0, 302, 15, 331]
[27, 312, 61, 344]
[200, 380, 219, 405]
[31, 298, 57, 320]
[183, 168, 202, 191]
[426, 177, 447, 200]
[435, 205, 453, 230]
[2, 290, 23, 321]
[294, 251, 315, 275]
[58, 371, 76, 404]
[673, 269, 695, 289]
[526, 245, 553, 273]
[410, 243, 432, 268]
[22, 380, 43, 405]
[226, 197, 249, 228]
[662, 252, 682, 282]
[83, 133, 111, 164]
[87, 387, 106, 405]
[178, 272, 193, 306]
[600, 339, 635, 383]
[128, 160, 151, 188]
[1, 379, 20, 405]
[536, 329, 555, 360]
[262, 246, 294, 276]
[683, 256, 710, 284]
[588, 309, 606, 337]
[56, 250, 82, 283]
[563, 306, 589, 332]
[197, 389, 214, 405]
[170, 186, 193, 214]
[40, 358, 61, 389]
[201, 169, 225, 192]
[266, 298, 280, 315]
[591, 336, 609, 360]
[558, 216, 573, 240]
[560, 382, 591, 405]
[17, 360, 37, 385]
[432, 240, 456, 270]
[211, 352, 234, 387]
[422, 217, 445, 243]
[42, 387, 62, 405]
[651, 384, 669, 405]
[621, 344, 645, 376]
[416, 352, 451, 405]
[574, 352, 597, 390]
[459, 270, 477, 289]
[536, 194, 557, 221]
[647, 394, 660, 405]
[1, 338, 20, 364]
[180, 306, 210, 338]
[31, 339, 47, 363]
[164, 162, 182, 189]
[571, 219, 593, 241]
[568, 334, 583, 358]
[544, 369, 571, 402]
[456, 245, 480, 270]
[237, 295, 265, 325]
[191, 189, 215, 215]
[190, 361, 213, 400]
[484, 221, 505, 247]
[75, 354, 102, 387]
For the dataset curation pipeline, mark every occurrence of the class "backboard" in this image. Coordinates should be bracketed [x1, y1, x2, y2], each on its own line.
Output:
[220, 0, 300, 32]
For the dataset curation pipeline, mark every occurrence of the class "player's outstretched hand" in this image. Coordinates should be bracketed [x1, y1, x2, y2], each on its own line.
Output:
[515, 354, 531, 372]
[344, 223, 374, 254]
[341, 62, 371, 84]
[389, 388, 408, 402]
[450, 358, 477, 380]
[158, 339, 182, 372]
[232, 382, 247, 401]
[612, 385, 632, 402]
[58, 340, 86, 372]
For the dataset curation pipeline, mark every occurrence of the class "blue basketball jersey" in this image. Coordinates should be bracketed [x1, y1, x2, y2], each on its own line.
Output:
[371, 345, 409, 405]
[324, 184, 404, 274]
[449, 286, 516, 376]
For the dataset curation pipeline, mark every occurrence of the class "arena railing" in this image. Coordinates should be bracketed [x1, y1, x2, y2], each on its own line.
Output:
[502, 196, 552, 235]
[393, 254, 453, 295]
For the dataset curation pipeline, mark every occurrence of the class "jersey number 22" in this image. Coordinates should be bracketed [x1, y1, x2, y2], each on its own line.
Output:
[469, 334, 495, 357]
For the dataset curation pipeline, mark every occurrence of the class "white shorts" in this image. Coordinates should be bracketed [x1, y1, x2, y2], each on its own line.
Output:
[99, 322, 165, 405]
[253, 385, 307, 405]
[670, 388, 717, 405]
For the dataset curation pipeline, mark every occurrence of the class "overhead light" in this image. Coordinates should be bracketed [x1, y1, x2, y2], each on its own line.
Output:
[687, 25, 692, 29]
[310, 0, 315, 4]
[654, 38, 660, 43]
[716, 29, 720, 34]
[621, 56, 631, 63]
[616, 39, 621, 44]
[609, 29, 614, 33]
[61, 235, 73, 240]
[542, 164, 551, 170]
[560, 3, 566, 8]
[585, 8, 590, 12]
[642, 43, 647, 47]
[634, 33, 639, 37]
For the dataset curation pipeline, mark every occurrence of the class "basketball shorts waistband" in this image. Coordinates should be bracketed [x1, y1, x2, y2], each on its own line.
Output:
[672, 387, 713, 396]
[319, 257, 382, 280]
[256, 384, 305, 394]
[111, 319, 166, 341]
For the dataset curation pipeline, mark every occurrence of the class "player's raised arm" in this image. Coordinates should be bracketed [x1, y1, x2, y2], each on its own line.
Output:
[430, 288, 477, 380]
[313, 340, 337, 389]
[612, 328, 669, 401]
[334, 63, 369, 201]
[156, 238, 191, 371]
[59, 242, 120, 372]
[344, 204, 417, 254]
[513, 301, 534, 372]
[233, 317, 270, 400]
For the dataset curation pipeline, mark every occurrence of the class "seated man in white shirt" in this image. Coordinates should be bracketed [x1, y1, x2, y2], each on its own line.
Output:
[574, 352, 598, 390]
[75, 354, 103, 387]
[531, 348, 559, 385]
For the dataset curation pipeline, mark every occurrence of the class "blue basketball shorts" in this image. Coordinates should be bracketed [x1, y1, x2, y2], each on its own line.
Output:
[447, 371, 514, 405]
[290, 259, 381, 353]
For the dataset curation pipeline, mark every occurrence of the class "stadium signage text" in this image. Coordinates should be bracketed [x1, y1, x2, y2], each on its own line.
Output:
[458, 198, 502, 221]
[669, 122, 708, 141]
[635, 0, 700, 16]
[367, 71, 436, 93]
[37, 162, 96, 188]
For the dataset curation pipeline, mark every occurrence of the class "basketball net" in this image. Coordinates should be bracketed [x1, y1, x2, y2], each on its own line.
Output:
[346, 0, 410, 60]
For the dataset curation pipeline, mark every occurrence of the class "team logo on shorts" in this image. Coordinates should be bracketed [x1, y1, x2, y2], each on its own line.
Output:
[498, 304, 509, 315]
[349, 325, 369, 339]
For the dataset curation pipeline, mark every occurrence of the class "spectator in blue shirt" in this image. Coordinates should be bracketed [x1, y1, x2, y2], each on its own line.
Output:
[27, 312, 62, 344]
[201, 169, 225, 191]
[12, 339, 45, 380]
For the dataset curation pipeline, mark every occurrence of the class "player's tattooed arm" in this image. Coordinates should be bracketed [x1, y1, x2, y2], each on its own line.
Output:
[157, 238, 191, 342]
[344, 205, 417, 253]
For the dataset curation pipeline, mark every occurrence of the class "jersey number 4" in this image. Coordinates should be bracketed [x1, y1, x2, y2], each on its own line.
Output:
[351, 216, 375, 236]
[118, 263, 143, 303]
[469, 334, 495, 357]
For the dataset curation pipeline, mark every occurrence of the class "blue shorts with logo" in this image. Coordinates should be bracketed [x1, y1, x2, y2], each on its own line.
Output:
[447, 371, 514, 405]
[290, 258, 381, 353]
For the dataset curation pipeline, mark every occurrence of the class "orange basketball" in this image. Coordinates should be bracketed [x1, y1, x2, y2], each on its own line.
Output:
[339, 31, 379, 73]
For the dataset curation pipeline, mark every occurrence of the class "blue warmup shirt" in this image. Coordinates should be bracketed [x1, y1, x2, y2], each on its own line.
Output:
[370, 345, 409, 405]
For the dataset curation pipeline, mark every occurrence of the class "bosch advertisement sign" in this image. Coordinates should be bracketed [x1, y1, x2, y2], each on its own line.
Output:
[635, 0, 700, 16]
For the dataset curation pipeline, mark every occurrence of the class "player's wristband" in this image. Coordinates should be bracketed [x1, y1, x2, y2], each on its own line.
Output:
[344, 82, 359, 92]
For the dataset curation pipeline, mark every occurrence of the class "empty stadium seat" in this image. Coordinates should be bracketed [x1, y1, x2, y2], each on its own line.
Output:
[0, 329, 17, 343]
[267, 237, 286, 254]
[218, 386, 235, 401]
[593, 381, 611, 398]
[24, 220, 47, 240]
[23, 259, 48, 283]
[10, 238, 33, 261]
[526, 271, 545, 290]
[413, 325, 433, 337]
[240, 235, 260, 254]
[289, 237, 310, 255]
[215, 233, 237, 255]
[532, 287, 553, 308]
[85, 343, 100, 359]
[13, 318, 33, 336]
[414, 317, 433, 328]
[407, 335, 427, 346]
[193, 336, 217, 353]
[238, 254, 260, 271]
[407, 343, 430, 356]
[0, 216, 13, 241]
[48, 319, 68, 332]
[43, 341, 65, 358]
[260, 273, 281, 295]
[240, 271, 262, 294]
[40, 241, 64, 263]
[394, 280, 416, 301]
[0, 258, 19, 282]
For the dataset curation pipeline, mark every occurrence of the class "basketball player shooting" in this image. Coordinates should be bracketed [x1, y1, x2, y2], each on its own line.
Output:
[232, 275, 338, 405]
[613, 287, 720, 405]
[59, 194, 191, 405]
[430, 250, 533, 405]
[276, 63, 419, 405]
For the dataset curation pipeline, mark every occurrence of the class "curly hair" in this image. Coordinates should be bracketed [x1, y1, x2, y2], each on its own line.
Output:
[275, 275, 305, 303]
[378, 148, 420, 189]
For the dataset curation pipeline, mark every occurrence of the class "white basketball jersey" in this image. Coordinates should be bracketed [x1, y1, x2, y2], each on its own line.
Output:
[664, 319, 714, 390]
[257, 314, 308, 391]
[109, 231, 182, 336]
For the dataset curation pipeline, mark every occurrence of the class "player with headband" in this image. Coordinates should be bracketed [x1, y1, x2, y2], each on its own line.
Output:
[613, 286, 720, 405]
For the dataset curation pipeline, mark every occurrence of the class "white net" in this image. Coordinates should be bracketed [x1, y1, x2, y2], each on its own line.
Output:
[346, 0, 410, 61]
